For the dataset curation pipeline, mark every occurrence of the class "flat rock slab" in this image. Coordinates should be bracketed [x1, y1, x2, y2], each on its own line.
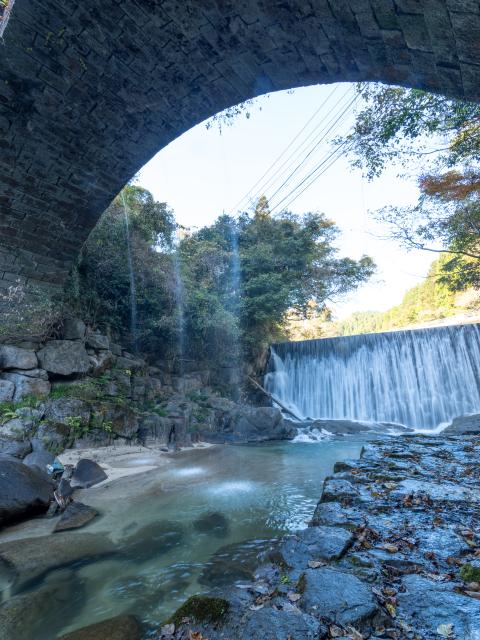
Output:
[71, 459, 108, 488]
[58, 615, 142, 640]
[321, 478, 359, 502]
[310, 501, 362, 529]
[280, 526, 353, 567]
[54, 502, 98, 532]
[392, 478, 480, 503]
[301, 567, 377, 627]
[397, 575, 480, 639]
[241, 608, 321, 640]
[0, 457, 53, 527]
[0, 532, 116, 591]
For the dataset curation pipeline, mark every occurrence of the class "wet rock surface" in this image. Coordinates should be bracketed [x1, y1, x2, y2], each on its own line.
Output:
[57, 614, 142, 640]
[71, 458, 108, 488]
[0, 457, 53, 527]
[168, 435, 480, 640]
[54, 501, 98, 532]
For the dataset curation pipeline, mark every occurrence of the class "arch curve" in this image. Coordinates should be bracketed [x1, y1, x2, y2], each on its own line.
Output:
[1, 0, 479, 289]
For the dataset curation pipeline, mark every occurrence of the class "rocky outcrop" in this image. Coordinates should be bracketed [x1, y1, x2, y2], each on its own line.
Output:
[0, 457, 53, 527]
[169, 435, 480, 640]
[0, 346, 37, 370]
[37, 340, 91, 376]
[443, 413, 480, 435]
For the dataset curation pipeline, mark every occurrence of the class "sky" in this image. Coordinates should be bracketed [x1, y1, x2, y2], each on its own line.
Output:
[137, 83, 435, 320]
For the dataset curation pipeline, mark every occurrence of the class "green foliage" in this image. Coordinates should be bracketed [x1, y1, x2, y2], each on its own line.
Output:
[333, 254, 461, 336]
[459, 563, 480, 583]
[167, 596, 229, 626]
[341, 83, 480, 291]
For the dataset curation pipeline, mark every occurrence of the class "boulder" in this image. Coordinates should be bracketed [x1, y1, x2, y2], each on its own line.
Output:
[1, 372, 50, 401]
[54, 502, 98, 532]
[1, 417, 26, 440]
[320, 478, 359, 502]
[61, 317, 86, 340]
[71, 459, 108, 488]
[443, 413, 480, 435]
[7, 367, 49, 380]
[210, 406, 295, 443]
[57, 615, 142, 640]
[37, 340, 90, 376]
[45, 397, 91, 428]
[0, 346, 37, 371]
[0, 457, 53, 527]
[0, 531, 116, 591]
[0, 439, 32, 459]
[102, 404, 138, 439]
[89, 350, 114, 376]
[23, 447, 55, 474]
[301, 567, 377, 627]
[0, 570, 83, 640]
[0, 380, 14, 402]
[86, 331, 109, 350]
[279, 526, 353, 567]
[115, 356, 145, 372]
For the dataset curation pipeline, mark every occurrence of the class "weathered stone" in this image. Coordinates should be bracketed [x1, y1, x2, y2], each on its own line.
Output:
[443, 413, 480, 435]
[44, 397, 91, 428]
[37, 341, 91, 376]
[301, 567, 377, 626]
[0, 571, 83, 640]
[57, 615, 142, 640]
[0, 346, 37, 370]
[8, 367, 49, 380]
[54, 502, 98, 532]
[115, 356, 145, 372]
[71, 458, 108, 488]
[89, 350, 115, 376]
[0, 457, 53, 527]
[0, 380, 14, 402]
[61, 317, 87, 340]
[0, 372, 50, 401]
[0, 438, 31, 458]
[321, 478, 359, 502]
[86, 331, 110, 350]
[23, 447, 55, 474]
[0, 417, 26, 440]
[0, 532, 116, 591]
[310, 501, 362, 529]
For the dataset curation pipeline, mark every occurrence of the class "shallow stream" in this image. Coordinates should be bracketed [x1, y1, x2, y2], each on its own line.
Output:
[4, 438, 371, 637]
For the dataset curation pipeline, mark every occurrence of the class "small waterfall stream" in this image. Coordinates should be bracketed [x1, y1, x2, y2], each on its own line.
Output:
[120, 192, 139, 352]
[265, 324, 480, 429]
[172, 243, 186, 373]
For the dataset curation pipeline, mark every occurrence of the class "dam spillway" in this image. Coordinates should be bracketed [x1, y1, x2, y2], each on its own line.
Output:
[264, 323, 480, 429]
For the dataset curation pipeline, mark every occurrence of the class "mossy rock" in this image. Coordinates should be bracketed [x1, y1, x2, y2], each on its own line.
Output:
[460, 562, 480, 582]
[167, 595, 229, 626]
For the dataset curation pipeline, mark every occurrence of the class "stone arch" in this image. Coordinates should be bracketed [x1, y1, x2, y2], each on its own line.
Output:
[0, 0, 479, 290]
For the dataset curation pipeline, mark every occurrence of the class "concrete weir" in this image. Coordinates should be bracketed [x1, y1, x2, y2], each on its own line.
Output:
[0, 1, 479, 290]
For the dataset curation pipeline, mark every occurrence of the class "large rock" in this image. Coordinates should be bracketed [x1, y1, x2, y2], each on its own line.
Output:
[0, 439, 31, 459]
[0, 418, 26, 440]
[7, 367, 49, 379]
[45, 397, 91, 428]
[22, 444, 55, 473]
[71, 459, 108, 488]
[0, 457, 53, 527]
[0, 380, 14, 402]
[0, 372, 50, 401]
[58, 615, 142, 640]
[0, 531, 116, 591]
[279, 526, 353, 567]
[443, 413, 480, 435]
[0, 570, 83, 640]
[54, 502, 98, 532]
[88, 350, 114, 376]
[61, 317, 86, 340]
[397, 574, 480, 638]
[115, 356, 145, 372]
[207, 406, 295, 443]
[301, 567, 377, 627]
[0, 346, 37, 371]
[37, 340, 90, 376]
[86, 331, 110, 350]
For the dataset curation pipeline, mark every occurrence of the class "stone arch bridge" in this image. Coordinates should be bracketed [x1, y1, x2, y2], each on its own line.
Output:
[0, 0, 479, 291]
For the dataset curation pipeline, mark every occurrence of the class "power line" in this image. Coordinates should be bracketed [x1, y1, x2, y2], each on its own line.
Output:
[230, 85, 344, 213]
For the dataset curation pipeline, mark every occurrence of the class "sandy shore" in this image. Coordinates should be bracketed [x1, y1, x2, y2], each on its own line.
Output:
[58, 442, 214, 487]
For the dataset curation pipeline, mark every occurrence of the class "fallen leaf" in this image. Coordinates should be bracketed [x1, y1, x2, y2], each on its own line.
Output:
[345, 625, 364, 639]
[382, 543, 399, 553]
[385, 602, 396, 618]
[465, 591, 480, 600]
[437, 622, 454, 638]
[249, 603, 264, 611]
[287, 591, 301, 602]
[307, 560, 325, 569]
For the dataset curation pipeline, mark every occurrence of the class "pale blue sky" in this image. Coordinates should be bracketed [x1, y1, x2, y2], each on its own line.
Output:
[138, 83, 434, 319]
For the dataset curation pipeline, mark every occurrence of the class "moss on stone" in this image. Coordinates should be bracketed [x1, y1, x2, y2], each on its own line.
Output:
[460, 563, 480, 583]
[167, 595, 229, 626]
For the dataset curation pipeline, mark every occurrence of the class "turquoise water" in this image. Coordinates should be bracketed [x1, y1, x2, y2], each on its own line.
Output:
[9, 439, 369, 637]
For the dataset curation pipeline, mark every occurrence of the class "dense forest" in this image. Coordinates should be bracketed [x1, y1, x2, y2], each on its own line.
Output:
[62, 189, 374, 368]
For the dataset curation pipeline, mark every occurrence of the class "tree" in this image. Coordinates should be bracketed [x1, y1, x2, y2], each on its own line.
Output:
[341, 83, 480, 289]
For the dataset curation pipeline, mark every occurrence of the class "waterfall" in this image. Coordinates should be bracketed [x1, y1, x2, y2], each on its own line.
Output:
[265, 324, 480, 429]
[120, 192, 139, 352]
[171, 245, 186, 373]
[228, 219, 243, 384]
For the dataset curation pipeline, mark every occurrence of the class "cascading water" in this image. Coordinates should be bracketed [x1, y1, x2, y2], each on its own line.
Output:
[265, 324, 480, 429]
[121, 192, 139, 352]
[171, 243, 186, 373]
[228, 219, 242, 381]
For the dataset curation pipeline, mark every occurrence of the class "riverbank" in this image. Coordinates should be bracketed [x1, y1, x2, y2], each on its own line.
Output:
[167, 434, 480, 640]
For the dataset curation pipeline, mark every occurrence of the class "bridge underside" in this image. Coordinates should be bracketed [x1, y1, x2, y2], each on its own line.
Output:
[1, 0, 479, 291]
